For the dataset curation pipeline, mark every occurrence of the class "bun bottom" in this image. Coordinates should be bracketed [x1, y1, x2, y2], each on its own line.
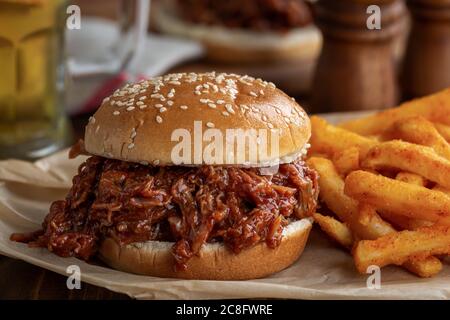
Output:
[99, 218, 312, 280]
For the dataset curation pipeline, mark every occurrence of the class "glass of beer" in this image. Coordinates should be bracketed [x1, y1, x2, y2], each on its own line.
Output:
[0, 0, 71, 159]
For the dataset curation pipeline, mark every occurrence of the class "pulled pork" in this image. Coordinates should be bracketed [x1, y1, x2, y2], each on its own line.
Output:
[175, 0, 313, 32]
[11, 156, 318, 270]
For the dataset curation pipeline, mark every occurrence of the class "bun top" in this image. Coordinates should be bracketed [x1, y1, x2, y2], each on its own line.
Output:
[85, 72, 311, 167]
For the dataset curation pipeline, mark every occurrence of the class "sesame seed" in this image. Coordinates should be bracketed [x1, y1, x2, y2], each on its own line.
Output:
[168, 92, 174, 98]
[139, 96, 147, 101]
[268, 123, 274, 129]
[113, 111, 120, 116]
[180, 105, 188, 110]
[206, 122, 215, 128]
[140, 161, 149, 166]
[291, 97, 296, 101]
[225, 104, 235, 114]
[89, 116, 95, 123]
[136, 101, 144, 106]
[262, 115, 268, 121]
[195, 91, 201, 95]
[140, 89, 146, 93]
[239, 78, 252, 85]
[151, 93, 162, 99]
[103, 97, 110, 103]
[131, 130, 137, 139]
[160, 107, 167, 113]
[127, 106, 135, 111]
[268, 82, 276, 88]
[208, 103, 217, 109]
[156, 116, 163, 123]
[200, 98, 210, 104]
[139, 105, 148, 109]
[216, 100, 225, 104]
[155, 104, 163, 108]
[111, 101, 116, 106]
[222, 111, 229, 116]
[285, 117, 291, 123]
[153, 159, 160, 165]
[128, 143, 135, 149]
[260, 90, 265, 95]
[250, 91, 258, 97]
[169, 81, 181, 85]
[276, 109, 282, 114]
[167, 101, 174, 106]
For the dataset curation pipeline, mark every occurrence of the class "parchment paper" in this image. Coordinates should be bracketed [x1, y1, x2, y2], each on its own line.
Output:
[0, 112, 449, 300]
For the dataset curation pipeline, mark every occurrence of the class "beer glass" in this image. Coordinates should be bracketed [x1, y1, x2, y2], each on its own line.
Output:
[0, 0, 70, 159]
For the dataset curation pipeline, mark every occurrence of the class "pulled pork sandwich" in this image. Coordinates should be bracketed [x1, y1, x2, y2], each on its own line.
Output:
[152, 0, 321, 63]
[11, 72, 319, 280]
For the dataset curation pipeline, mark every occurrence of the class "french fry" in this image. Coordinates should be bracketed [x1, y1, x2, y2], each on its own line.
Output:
[332, 147, 360, 177]
[310, 116, 377, 158]
[307, 157, 442, 277]
[357, 203, 381, 227]
[313, 213, 353, 248]
[380, 214, 432, 231]
[354, 204, 439, 277]
[434, 123, 450, 143]
[307, 157, 378, 237]
[400, 256, 443, 278]
[345, 170, 450, 225]
[340, 88, 450, 135]
[433, 185, 450, 196]
[377, 172, 432, 231]
[353, 226, 450, 274]
[394, 172, 426, 187]
[362, 140, 450, 189]
[388, 116, 450, 160]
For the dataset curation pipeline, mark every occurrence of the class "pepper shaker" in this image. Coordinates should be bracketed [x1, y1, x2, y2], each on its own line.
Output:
[402, 0, 450, 98]
[311, 0, 407, 112]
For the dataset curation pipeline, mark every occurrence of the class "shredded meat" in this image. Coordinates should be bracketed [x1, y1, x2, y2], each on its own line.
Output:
[175, 0, 313, 32]
[68, 139, 90, 159]
[11, 156, 318, 270]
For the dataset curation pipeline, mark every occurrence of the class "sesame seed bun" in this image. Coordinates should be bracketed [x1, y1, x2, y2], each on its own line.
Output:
[99, 218, 312, 280]
[84, 72, 311, 167]
[152, 0, 322, 64]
